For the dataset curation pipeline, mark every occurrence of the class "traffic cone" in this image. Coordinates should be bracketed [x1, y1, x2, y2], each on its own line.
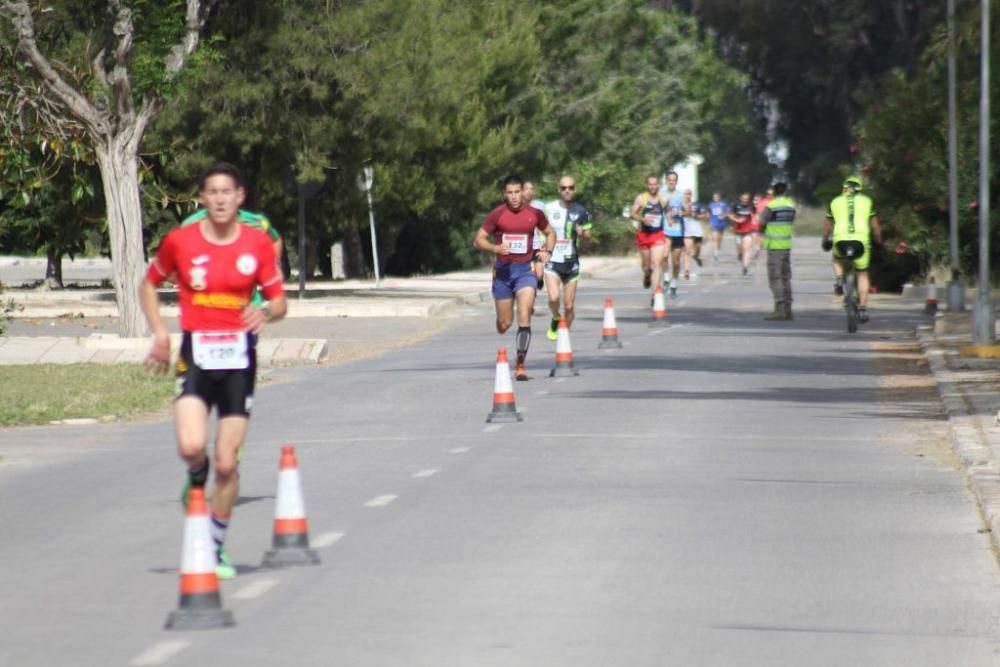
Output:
[598, 297, 623, 349]
[262, 446, 320, 568]
[649, 286, 670, 328]
[924, 285, 938, 315]
[550, 317, 580, 377]
[486, 347, 523, 423]
[165, 488, 234, 630]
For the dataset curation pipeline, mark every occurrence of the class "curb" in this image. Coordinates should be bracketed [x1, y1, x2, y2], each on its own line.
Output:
[917, 328, 1000, 552]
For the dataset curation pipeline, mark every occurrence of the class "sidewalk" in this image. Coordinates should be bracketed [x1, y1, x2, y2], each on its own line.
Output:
[0, 256, 630, 366]
[917, 311, 1000, 552]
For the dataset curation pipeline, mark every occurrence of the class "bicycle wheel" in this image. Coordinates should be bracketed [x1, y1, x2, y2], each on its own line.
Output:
[844, 271, 858, 333]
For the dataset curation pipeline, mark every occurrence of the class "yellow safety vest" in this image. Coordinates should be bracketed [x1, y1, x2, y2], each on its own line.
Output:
[763, 196, 795, 250]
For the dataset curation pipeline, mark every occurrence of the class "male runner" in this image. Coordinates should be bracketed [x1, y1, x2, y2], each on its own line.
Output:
[140, 162, 287, 580]
[474, 174, 555, 380]
[661, 171, 685, 298]
[707, 191, 730, 262]
[630, 174, 667, 299]
[728, 192, 755, 276]
[523, 181, 547, 289]
[822, 175, 882, 323]
[542, 175, 592, 340]
[681, 188, 705, 279]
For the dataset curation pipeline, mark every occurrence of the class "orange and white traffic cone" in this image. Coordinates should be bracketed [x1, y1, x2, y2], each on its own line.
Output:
[649, 286, 670, 328]
[550, 317, 580, 377]
[262, 446, 320, 568]
[598, 297, 623, 349]
[165, 487, 234, 630]
[486, 347, 523, 423]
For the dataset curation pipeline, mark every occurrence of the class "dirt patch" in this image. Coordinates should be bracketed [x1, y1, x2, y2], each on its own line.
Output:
[872, 340, 960, 470]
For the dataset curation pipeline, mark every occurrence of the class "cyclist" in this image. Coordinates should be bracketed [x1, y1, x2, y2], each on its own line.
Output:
[822, 175, 882, 323]
[140, 162, 287, 580]
[630, 174, 668, 298]
[542, 176, 592, 339]
[474, 174, 555, 380]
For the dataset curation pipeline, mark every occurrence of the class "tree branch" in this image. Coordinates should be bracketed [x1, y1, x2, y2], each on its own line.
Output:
[1, 0, 106, 135]
[106, 0, 135, 120]
[164, 0, 217, 78]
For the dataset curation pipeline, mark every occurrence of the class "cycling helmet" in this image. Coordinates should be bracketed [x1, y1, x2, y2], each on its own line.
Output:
[843, 175, 864, 192]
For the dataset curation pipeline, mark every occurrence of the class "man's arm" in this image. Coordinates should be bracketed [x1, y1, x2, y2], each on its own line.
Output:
[474, 227, 508, 255]
[870, 215, 882, 245]
[630, 195, 647, 224]
[138, 278, 171, 373]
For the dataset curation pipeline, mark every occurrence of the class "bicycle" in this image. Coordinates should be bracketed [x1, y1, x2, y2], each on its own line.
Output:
[823, 239, 865, 334]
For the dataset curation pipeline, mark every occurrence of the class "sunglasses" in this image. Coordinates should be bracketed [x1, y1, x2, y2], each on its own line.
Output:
[559, 185, 575, 191]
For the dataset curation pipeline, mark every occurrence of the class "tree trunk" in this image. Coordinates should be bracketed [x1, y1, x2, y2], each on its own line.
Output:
[44, 247, 63, 290]
[94, 138, 148, 337]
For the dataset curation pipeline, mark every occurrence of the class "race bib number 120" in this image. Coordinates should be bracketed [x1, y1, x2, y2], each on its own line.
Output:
[192, 331, 249, 370]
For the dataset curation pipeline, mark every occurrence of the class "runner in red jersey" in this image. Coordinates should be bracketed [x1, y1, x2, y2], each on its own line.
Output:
[474, 174, 555, 380]
[728, 191, 755, 276]
[139, 162, 288, 580]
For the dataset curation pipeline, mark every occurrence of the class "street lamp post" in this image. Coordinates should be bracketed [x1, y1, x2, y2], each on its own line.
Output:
[973, 0, 993, 343]
[358, 165, 381, 288]
[946, 0, 964, 311]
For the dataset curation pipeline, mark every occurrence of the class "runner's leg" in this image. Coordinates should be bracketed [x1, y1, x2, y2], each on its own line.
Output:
[544, 270, 562, 339]
[563, 278, 579, 329]
[495, 298, 514, 334]
[175, 397, 210, 483]
[650, 243, 665, 298]
[514, 286, 535, 367]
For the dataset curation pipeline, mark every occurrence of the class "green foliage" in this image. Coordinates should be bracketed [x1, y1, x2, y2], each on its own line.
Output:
[853, 3, 1000, 282]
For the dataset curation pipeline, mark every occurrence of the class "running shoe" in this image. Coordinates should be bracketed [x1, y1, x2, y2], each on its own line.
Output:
[858, 307, 870, 324]
[180, 480, 191, 513]
[642, 270, 652, 289]
[741, 266, 748, 276]
[514, 363, 529, 381]
[834, 281, 844, 296]
[546, 318, 559, 341]
[215, 546, 236, 580]
[669, 285, 678, 299]
[683, 271, 690, 280]
[694, 256, 703, 267]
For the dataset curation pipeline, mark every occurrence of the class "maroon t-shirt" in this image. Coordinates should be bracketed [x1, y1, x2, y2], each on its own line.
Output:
[481, 203, 549, 265]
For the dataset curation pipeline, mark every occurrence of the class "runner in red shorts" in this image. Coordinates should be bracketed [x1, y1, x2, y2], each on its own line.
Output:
[631, 174, 668, 299]
[139, 162, 287, 579]
[728, 192, 756, 276]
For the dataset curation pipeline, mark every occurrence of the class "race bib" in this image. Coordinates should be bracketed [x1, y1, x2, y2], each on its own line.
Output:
[553, 238, 573, 261]
[192, 331, 249, 370]
[644, 215, 662, 229]
[502, 233, 529, 254]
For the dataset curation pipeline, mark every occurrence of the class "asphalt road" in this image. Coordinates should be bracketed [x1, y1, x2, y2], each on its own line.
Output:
[2, 244, 998, 666]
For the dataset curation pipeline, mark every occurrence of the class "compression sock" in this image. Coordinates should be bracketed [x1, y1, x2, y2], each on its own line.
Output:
[209, 512, 230, 551]
[188, 458, 209, 488]
[516, 326, 531, 366]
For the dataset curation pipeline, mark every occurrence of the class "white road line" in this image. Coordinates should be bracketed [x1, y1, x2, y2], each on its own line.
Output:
[130, 640, 190, 666]
[312, 531, 346, 548]
[232, 578, 279, 600]
[533, 390, 549, 396]
[365, 494, 399, 508]
[449, 447, 471, 454]
[483, 424, 503, 433]
[412, 468, 439, 479]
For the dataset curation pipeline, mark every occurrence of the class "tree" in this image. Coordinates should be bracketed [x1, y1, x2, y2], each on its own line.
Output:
[1, 0, 218, 335]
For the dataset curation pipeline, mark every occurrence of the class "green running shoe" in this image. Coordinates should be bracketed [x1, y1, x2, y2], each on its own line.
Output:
[180, 480, 191, 513]
[216, 546, 236, 580]
[546, 318, 559, 341]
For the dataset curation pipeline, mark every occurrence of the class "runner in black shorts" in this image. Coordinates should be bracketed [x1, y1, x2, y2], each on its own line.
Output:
[541, 175, 592, 339]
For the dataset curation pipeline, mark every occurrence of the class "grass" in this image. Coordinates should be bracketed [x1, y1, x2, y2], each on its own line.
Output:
[0, 364, 176, 426]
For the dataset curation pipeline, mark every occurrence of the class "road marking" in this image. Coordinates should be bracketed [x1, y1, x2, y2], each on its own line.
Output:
[365, 494, 398, 508]
[534, 390, 549, 396]
[311, 531, 345, 548]
[130, 640, 190, 666]
[450, 447, 471, 454]
[553, 378, 567, 384]
[232, 578, 279, 600]
[412, 468, 439, 479]
[483, 424, 503, 433]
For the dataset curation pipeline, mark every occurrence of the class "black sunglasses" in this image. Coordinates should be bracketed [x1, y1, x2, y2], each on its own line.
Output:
[559, 185, 575, 191]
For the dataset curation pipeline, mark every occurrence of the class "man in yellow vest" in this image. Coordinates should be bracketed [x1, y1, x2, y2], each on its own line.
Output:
[822, 175, 883, 323]
[760, 182, 796, 320]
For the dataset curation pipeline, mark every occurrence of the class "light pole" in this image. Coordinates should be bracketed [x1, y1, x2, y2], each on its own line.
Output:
[946, 0, 964, 311]
[357, 165, 381, 288]
[973, 0, 993, 343]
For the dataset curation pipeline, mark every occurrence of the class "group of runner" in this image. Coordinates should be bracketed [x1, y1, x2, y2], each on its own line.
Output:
[140, 163, 878, 583]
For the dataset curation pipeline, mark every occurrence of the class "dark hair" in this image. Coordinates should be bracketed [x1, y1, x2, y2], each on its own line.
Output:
[666, 170, 679, 179]
[198, 162, 245, 191]
[501, 174, 524, 191]
[772, 182, 788, 195]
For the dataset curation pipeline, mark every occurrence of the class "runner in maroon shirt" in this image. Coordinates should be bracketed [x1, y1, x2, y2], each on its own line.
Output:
[474, 174, 555, 380]
[139, 162, 288, 579]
